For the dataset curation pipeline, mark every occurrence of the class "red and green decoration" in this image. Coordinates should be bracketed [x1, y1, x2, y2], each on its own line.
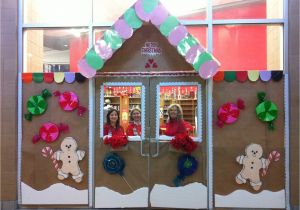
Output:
[256, 92, 278, 130]
[78, 0, 220, 79]
[24, 89, 52, 121]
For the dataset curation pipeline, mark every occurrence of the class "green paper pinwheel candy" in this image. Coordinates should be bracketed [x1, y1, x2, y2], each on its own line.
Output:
[256, 92, 278, 130]
[24, 89, 52, 121]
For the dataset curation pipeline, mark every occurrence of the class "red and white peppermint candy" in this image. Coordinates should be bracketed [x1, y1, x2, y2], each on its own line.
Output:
[58, 91, 79, 111]
[216, 99, 245, 128]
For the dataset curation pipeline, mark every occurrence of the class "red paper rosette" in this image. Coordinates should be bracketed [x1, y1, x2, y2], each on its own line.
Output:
[170, 133, 197, 154]
[104, 135, 128, 149]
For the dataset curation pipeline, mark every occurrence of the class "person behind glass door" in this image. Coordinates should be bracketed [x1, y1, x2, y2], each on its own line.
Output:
[163, 104, 193, 136]
[103, 108, 125, 140]
[126, 108, 141, 136]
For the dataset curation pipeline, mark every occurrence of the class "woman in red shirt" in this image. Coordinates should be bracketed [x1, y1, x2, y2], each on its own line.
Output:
[163, 104, 193, 136]
[126, 108, 142, 136]
[103, 108, 124, 139]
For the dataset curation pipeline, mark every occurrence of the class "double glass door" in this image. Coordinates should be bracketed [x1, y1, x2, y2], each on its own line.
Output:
[94, 76, 207, 209]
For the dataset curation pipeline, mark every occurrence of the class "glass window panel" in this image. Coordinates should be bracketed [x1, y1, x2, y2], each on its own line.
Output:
[23, 29, 88, 73]
[24, 0, 91, 24]
[93, 0, 206, 23]
[213, 24, 283, 71]
[213, 0, 283, 19]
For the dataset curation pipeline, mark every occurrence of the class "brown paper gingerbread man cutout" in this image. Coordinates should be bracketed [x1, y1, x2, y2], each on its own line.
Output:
[54, 137, 85, 183]
[235, 143, 270, 191]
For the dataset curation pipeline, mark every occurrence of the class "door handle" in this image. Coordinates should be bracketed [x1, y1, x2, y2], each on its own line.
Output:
[150, 138, 159, 157]
[140, 138, 149, 157]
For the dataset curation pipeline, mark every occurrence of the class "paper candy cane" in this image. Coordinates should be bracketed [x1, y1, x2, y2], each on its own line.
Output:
[261, 150, 280, 177]
[41, 146, 59, 171]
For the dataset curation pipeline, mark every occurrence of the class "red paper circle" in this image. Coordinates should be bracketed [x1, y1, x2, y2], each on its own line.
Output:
[218, 103, 240, 124]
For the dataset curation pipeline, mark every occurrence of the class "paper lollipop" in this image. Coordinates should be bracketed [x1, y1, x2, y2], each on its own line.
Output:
[173, 154, 198, 187]
[216, 99, 245, 128]
[32, 122, 69, 144]
[256, 92, 278, 130]
[53, 90, 87, 116]
[24, 89, 52, 121]
[103, 152, 133, 191]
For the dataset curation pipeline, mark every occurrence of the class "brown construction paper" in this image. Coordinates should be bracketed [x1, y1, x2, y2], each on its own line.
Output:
[213, 80, 285, 195]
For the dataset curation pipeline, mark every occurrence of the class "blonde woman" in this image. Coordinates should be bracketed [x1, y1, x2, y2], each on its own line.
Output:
[164, 104, 193, 136]
[126, 108, 141, 136]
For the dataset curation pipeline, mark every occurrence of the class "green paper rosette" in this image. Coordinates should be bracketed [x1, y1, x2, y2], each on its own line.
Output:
[256, 92, 278, 130]
[24, 89, 52, 121]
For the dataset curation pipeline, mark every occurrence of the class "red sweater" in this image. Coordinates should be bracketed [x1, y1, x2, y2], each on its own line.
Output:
[164, 119, 193, 136]
[126, 122, 141, 136]
[104, 124, 124, 136]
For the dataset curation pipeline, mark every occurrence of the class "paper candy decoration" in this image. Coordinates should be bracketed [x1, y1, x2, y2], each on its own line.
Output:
[173, 154, 198, 187]
[103, 152, 125, 175]
[32, 122, 69, 144]
[53, 90, 87, 116]
[24, 89, 52, 121]
[41, 146, 59, 171]
[256, 92, 278, 130]
[216, 99, 245, 128]
[78, 0, 220, 79]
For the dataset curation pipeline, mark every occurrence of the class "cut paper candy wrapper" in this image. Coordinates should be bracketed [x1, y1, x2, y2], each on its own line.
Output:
[53, 90, 87, 117]
[24, 89, 52, 121]
[32, 122, 69, 144]
[216, 99, 245, 128]
[256, 92, 278, 130]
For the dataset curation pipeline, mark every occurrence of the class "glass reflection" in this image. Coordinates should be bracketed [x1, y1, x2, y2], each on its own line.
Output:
[103, 85, 142, 138]
[159, 85, 198, 138]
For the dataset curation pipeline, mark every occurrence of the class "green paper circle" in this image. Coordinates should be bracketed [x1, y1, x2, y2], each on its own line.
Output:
[27, 95, 47, 115]
[85, 48, 104, 70]
[192, 52, 213, 72]
[177, 35, 198, 56]
[124, 8, 143, 29]
[160, 16, 179, 37]
[33, 73, 43, 83]
[256, 101, 278, 122]
[224, 71, 236, 82]
[142, 0, 159, 13]
[104, 30, 123, 50]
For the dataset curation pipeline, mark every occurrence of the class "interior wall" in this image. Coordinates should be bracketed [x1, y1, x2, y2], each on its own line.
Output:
[0, 0, 299, 209]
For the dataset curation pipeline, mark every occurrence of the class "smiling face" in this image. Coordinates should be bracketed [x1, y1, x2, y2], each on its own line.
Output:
[109, 110, 119, 125]
[61, 137, 78, 152]
[131, 109, 141, 123]
[169, 106, 178, 119]
[246, 143, 263, 158]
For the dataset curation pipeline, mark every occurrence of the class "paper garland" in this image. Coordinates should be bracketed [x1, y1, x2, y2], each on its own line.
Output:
[22, 73, 86, 84]
[77, 0, 220, 79]
[213, 71, 283, 82]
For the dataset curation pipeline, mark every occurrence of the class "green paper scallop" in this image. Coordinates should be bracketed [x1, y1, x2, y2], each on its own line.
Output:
[177, 35, 198, 56]
[192, 52, 213, 72]
[104, 30, 123, 50]
[27, 95, 47, 115]
[160, 16, 179, 37]
[85, 48, 104, 70]
[256, 101, 278, 122]
[142, 0, 159, 13]
[224, 71, 236, 82]
[124, 8, 143, 29]
[33, 73, 43, 83]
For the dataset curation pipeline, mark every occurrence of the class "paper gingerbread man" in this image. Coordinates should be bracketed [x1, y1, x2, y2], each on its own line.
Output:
[235, 143, 270, 190]
[54, 137, 85, 183]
